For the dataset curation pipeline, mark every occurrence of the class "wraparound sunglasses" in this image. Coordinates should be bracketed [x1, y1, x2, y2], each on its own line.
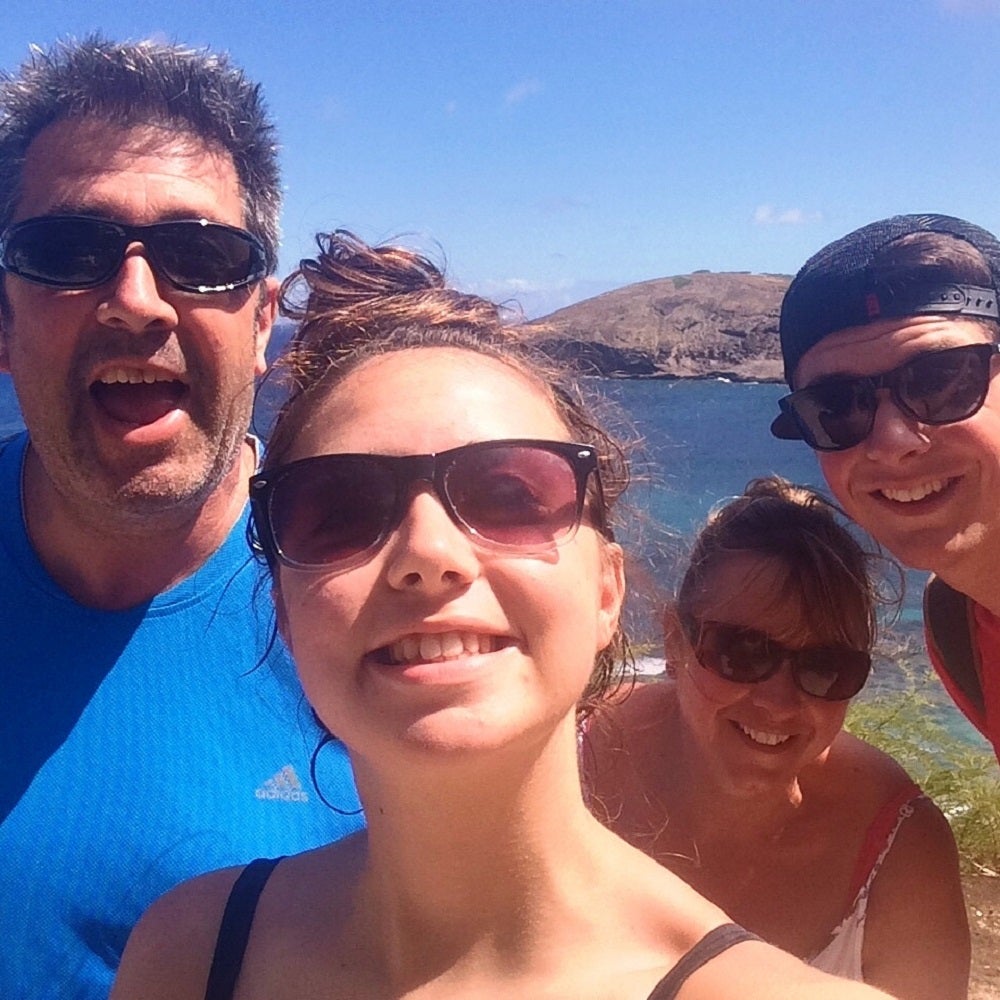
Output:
[683, 617, 872, 701]
[0, 214, 268, 293]
[771, 343, 999, 451]
[250, 439, 600, 571]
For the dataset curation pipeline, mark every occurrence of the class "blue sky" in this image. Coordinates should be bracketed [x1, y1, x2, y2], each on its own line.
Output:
[5, 0, 1000, 316]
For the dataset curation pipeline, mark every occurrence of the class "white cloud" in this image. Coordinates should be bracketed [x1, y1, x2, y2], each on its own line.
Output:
[475, 277, 554, 297]
[753, 204, 822, 226]
[468, 277, 619, 319]
[504, 78, 542, 108]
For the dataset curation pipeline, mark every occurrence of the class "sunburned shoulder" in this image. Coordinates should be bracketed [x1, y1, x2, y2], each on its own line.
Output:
[685, 936, 896, 999]
[588, 680, 676, 747]
[110, 864, 244, 1000]
[813, 728, 922, 806]
[111, 838, 367, 1000]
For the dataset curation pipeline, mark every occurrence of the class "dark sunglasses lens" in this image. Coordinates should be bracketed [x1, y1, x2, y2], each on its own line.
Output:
[270, 458, 397, 567]
[696, 624, 777, 683]
[444, 444, 581, 547]
[897, 346, 992, 424]
[4, 217, 122, 287]
[152, 222, 265, 291]
[788, 380, 876, 451]
[795, 648, 871, 700]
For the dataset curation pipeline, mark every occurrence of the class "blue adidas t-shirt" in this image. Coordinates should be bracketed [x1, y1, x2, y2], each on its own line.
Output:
[0, 432, 364, 999]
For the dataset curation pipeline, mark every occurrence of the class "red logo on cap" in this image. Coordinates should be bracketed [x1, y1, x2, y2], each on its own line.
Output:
[865, 292, 881, 318]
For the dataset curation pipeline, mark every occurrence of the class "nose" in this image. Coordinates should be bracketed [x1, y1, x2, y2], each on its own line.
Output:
[750, 660, 804, 715]
[94, 244, 178, 333]
[862, 390, 932, 464]
[384, 488, 480, 593]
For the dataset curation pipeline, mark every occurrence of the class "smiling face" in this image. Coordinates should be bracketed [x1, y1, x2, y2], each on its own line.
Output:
[272, 347, 624, 763]
[795, 315, 1000, 584]
[0, 118, 274, 522]
[673, 553, 849, 798]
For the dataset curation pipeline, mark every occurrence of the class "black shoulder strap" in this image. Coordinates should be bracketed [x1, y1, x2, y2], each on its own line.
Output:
[204, 857, 283, 1000]
[646, 923, 760, 1000]
[924, 576, 984, 717]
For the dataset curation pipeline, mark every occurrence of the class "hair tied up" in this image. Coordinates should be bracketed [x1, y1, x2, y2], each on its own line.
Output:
[279, 230, 508, 356]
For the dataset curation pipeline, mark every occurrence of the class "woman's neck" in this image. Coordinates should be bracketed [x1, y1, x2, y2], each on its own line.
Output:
[346, 717, 628, 983]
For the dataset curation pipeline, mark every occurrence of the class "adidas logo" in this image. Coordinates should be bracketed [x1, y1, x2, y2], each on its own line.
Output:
[255, 765, 309, 803]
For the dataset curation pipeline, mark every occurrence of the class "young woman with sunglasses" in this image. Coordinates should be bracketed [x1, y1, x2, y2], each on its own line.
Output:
[584, 477, 969, 1000]
[112, 234, 892, 1000]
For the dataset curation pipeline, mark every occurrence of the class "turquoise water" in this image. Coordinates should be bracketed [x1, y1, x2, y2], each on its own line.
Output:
[593, 377, 929, 621]
[0, 371, 987, 747]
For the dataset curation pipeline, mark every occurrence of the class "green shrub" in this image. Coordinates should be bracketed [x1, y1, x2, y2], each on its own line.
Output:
[847, 643, 1000, 873]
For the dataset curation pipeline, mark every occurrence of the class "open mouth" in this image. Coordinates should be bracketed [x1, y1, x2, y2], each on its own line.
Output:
[372, 631, 511, 666]
[90, 367, 188, 426]
[735, 722, 791, 747]
[877, 478, 953, 504]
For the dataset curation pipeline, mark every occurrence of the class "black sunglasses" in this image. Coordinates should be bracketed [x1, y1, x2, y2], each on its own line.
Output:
[771, 343, 999, 452]
[0, 214, 269, 293]
[683, 618, 871, 701]
[250, 439, 600, 571]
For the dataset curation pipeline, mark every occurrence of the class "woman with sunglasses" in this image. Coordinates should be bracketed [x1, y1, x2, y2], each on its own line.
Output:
[112, 234, 891, 1000]
[584, 477, 968, 1000]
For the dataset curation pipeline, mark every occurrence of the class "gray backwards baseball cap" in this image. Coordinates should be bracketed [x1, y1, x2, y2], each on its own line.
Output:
[777, 213, 1000, 388]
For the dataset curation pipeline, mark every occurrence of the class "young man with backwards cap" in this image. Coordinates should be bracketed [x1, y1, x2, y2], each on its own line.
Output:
[772, 213, 1000, 760]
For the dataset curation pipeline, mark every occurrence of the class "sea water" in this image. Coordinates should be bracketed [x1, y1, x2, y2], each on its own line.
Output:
[0, 371, 986, 747]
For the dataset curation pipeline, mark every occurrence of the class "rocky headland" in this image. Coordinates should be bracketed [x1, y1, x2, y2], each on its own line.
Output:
[523, 270, 791, 382]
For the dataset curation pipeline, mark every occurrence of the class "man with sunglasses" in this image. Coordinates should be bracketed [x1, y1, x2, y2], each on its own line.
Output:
[0, 37, 361, 999]
[772, 213, 1000, 762]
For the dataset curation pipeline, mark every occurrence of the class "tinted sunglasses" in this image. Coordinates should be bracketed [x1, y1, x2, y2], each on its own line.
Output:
[0, 214, 268, 293]
[250, 439, 600, 571]
[683, 618, 871, 701]
[772, 343, 999, 451]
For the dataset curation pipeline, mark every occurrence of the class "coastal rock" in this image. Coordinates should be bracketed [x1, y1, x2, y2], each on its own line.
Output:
[522, 271, 791, 382]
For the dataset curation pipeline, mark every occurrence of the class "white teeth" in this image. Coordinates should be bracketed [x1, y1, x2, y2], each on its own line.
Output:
[880, 479, 947, 503]
[98, 367, 174, 385]
[388, 632, 495, 665]
[441, 632, 464, 658]
[739, 724, 790, 747]
[419, 634, 442, 660]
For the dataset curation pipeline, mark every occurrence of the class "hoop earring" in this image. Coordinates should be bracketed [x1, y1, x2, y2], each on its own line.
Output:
[309, 728, 364, 817]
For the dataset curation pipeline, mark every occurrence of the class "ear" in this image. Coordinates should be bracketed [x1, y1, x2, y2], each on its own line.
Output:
[253, 277, 279, 376]
[595, 542, 625, 652]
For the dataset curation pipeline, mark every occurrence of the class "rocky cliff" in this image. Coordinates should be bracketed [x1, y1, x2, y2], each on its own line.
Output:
[523, 271, 791, 382]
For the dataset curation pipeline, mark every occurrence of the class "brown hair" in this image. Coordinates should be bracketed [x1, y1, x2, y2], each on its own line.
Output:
[0, 35, 280, 267]
[259, 230, 632, 708]
[674, 476, 894, 653]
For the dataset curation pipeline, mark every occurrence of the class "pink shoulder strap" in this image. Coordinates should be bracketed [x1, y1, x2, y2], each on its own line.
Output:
[845, 782, 923, 903]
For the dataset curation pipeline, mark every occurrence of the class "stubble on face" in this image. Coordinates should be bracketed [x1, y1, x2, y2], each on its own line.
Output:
[4, 120, 272, 529]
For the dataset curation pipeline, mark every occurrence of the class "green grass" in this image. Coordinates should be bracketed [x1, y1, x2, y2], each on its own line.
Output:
[846, 642, 1000, 873]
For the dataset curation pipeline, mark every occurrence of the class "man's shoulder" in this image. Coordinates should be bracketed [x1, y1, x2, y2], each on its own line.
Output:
[923, 575, 990, 724]
[923, 575, 972, 633]
[923, 574, 990, 655]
